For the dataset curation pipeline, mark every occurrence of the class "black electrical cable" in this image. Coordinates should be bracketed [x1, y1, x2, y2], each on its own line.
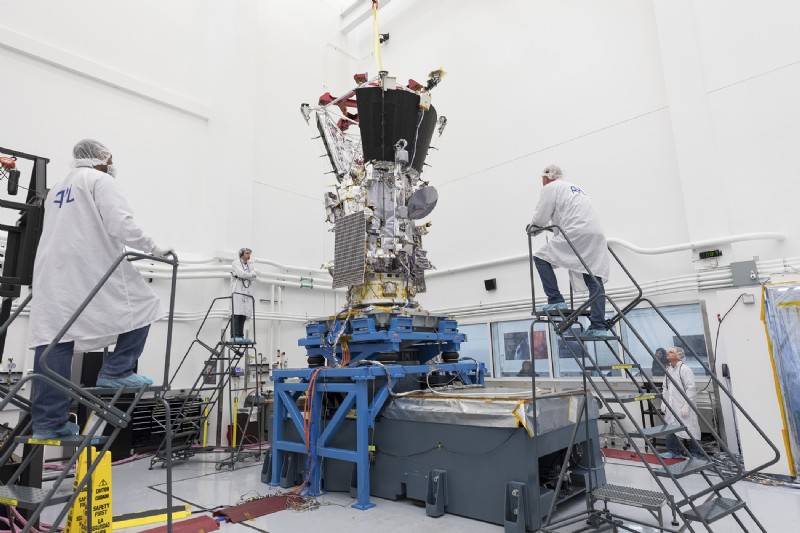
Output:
[380, 430, 516, 458]
[699, 293, 745, 393]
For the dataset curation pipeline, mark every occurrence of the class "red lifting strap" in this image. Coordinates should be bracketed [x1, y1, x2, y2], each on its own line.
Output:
[318, 91, 358, 108]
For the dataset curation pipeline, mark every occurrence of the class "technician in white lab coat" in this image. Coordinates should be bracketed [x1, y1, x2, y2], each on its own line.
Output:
[529, 165, 611, 337]
[27, 139, 173, 439]
[230, 248, 257, 342]
[659, 346, 704, 458]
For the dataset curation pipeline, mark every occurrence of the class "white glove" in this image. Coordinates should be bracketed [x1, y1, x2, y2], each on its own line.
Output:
[660, 403, 667, 414]
[680, 405, 690, 418]
[152, 244, 174, 258]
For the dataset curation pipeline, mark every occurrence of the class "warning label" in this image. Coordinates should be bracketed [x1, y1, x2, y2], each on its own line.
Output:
[65, 447, 113, 533]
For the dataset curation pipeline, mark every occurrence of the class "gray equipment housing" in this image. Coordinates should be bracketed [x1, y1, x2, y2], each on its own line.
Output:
[264, 392, 605, 531]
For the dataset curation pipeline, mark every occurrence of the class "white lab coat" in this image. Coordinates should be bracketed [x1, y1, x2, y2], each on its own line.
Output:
[530, 180, 610, 287]
[27, 167, 162, 350]
[662, 361, 701, 440]
[230, 260, 256, 316]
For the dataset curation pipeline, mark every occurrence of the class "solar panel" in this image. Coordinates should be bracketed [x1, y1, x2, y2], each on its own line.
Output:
[333, 211, 367, 289]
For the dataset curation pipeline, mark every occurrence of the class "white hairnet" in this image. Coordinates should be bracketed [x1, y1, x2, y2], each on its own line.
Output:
[71, 139, 112, 168]
[542, 165, 562, 180]
[670, 346, 686, 360]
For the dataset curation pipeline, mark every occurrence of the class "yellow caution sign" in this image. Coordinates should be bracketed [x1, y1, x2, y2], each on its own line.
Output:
[66, 446, 113, 533]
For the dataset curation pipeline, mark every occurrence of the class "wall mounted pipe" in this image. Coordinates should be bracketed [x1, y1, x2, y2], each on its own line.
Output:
[133, 261, 333, 285]
[134, 271, 342, 292]
[607, 232, 785, 255]
[425, 232, 785, 279]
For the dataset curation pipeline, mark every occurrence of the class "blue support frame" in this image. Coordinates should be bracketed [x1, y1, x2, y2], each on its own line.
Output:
[300, 315, 463, 365]
[270, 361, 485, 509]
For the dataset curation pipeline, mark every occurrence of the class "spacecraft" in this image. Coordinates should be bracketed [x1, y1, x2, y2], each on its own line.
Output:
[271, 69, 603, 530]
[304, 69, 447, 309]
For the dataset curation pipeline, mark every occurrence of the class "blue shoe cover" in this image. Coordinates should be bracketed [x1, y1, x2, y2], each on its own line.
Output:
[32, 421, 80, 440]
[583, 328, 615, 339]
[536, 302, 568, 313]
[96, 373, 153, 388]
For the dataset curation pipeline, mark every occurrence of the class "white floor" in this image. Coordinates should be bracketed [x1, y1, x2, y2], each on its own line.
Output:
[42, 451, 800, 532]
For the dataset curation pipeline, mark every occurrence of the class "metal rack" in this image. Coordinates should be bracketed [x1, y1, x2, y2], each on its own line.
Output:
[527, 225, 779, 532]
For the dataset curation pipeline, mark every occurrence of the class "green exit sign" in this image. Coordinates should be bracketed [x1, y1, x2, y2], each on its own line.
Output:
[699, 249, 723, 260]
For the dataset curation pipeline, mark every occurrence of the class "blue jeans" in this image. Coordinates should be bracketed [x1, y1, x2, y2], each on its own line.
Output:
[666, 433, 704, 457]
[32, 325, 150, 432]
[534, 257, 606, 330]
[231, 315, 247, 338]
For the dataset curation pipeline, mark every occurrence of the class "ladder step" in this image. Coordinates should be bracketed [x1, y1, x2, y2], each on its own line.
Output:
[592, 484, 667, 510]
[14, 435, 108, 446]
[655, 458, 714, 478]
[0, 485, 72, 510]
[172, 430, 201, 440]
[533, 308, 592, 317]
[85, 385, 166, 395]
[177, 415, 206, 423]
[584, 364, 641, 372]
[684, 496, 745, 523]
[637, 424, 686, 439]
[575, 334, 620, 341]
[606, 393, 661, 404]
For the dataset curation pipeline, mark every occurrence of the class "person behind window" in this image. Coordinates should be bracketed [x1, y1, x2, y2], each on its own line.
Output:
[650, 347, 669, 377]
[514, 335, 530, 360]
[517, 360, 534, 377]
[659, 346, 704, 459]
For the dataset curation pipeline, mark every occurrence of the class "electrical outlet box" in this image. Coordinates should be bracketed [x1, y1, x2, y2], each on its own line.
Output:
[742, 293, 756, 305]
[730, 260, 759, 287]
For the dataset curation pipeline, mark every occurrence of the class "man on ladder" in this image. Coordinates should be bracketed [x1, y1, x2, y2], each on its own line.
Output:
[230, 247, 257, 343]
[529, 164, 612, 338]
[27, 139, 173, 439]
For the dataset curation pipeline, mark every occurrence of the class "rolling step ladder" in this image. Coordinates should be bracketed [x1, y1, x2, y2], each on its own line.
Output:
[526, 225, 780, 533]
[150, 295, 262, 471]
[0, 251, 179, 533]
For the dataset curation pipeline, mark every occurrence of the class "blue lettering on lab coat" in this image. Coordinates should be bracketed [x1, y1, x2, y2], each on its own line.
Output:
[53, 186, 75, 208]
[570, 186, 585, 195]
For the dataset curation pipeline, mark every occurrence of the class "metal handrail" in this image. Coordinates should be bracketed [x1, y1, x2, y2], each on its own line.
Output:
[0, 250, 179, 533]
[526, 225, 605, 334]
[151, 291, 257, 469]
[0, 251, 178, 429]
[527, 223, 777, 531]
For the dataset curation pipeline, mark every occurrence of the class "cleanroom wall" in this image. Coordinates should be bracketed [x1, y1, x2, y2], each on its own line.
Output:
[1, 0, 798, 465]
[319, 0, 797, 474]
[320, 0, 800, 315]
[0, 0, 250, 387]
[339, 0, 688, 311]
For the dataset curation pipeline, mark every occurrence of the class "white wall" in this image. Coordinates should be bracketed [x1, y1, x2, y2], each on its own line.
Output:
[703, 284, 793, 476]
[1, 0, 799, 466]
